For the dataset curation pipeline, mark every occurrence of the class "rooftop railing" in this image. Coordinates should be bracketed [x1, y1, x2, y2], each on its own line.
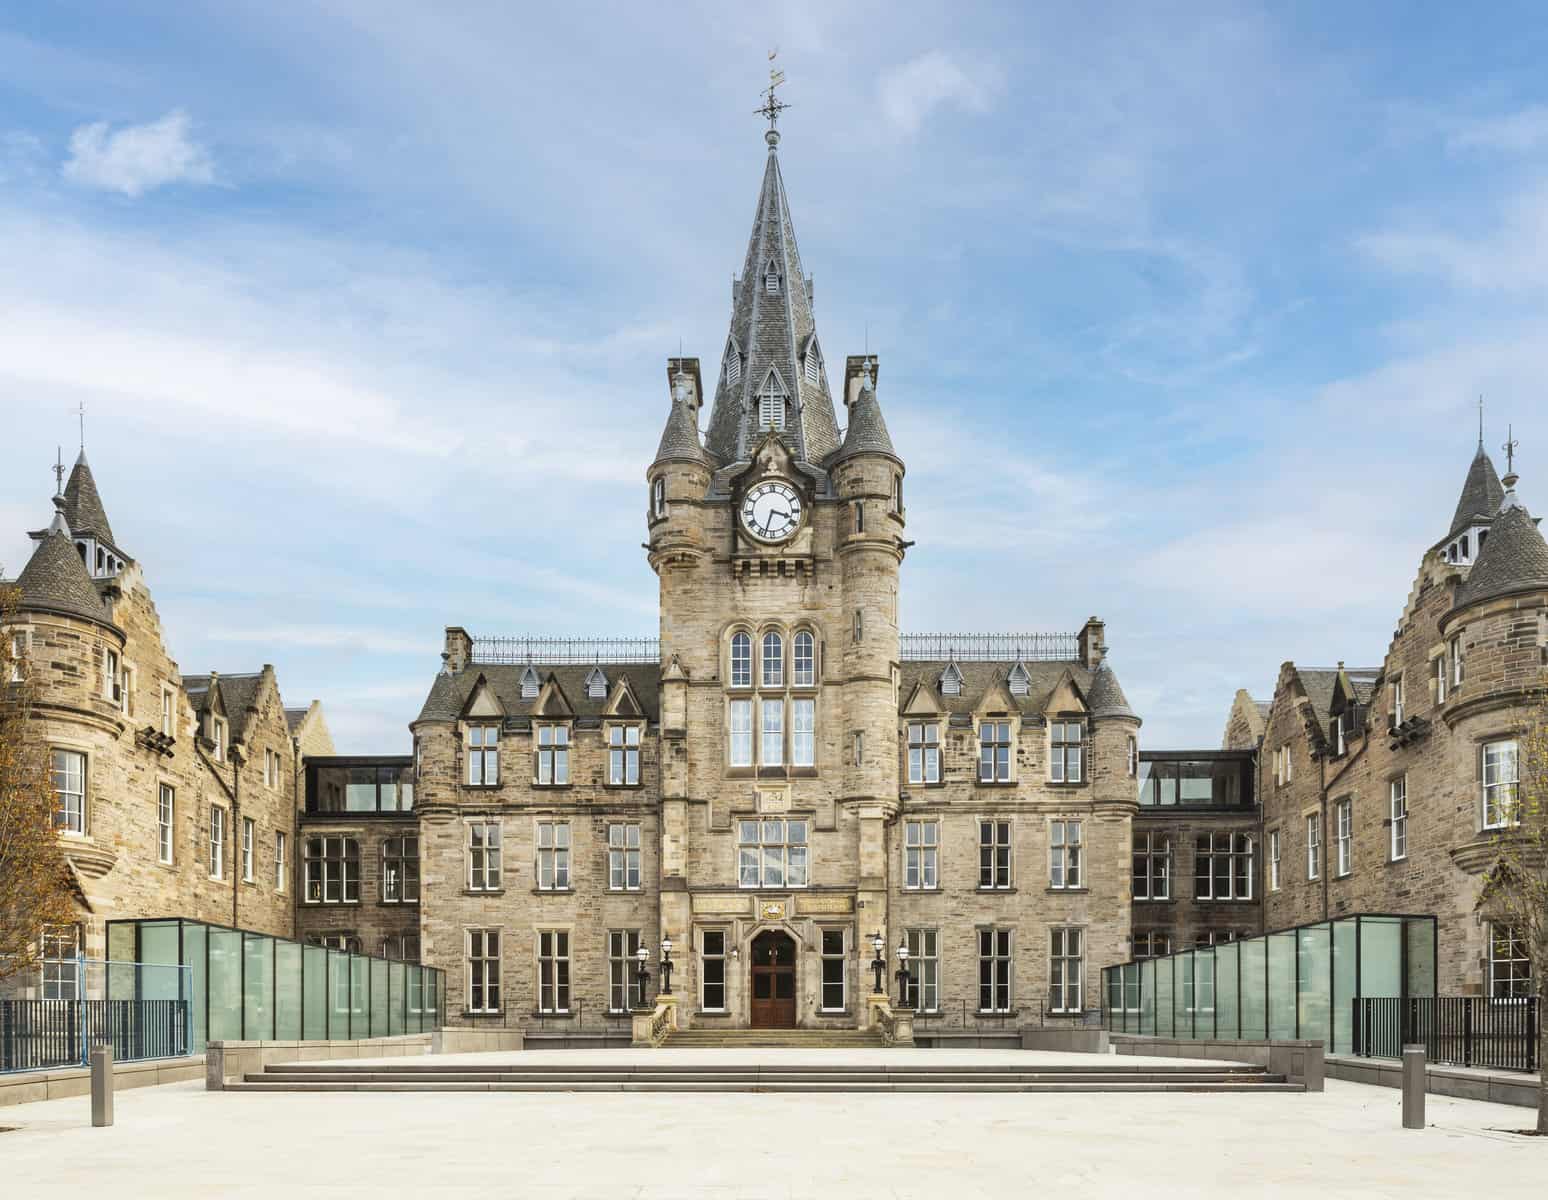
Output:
[468, 632, 1083, 666]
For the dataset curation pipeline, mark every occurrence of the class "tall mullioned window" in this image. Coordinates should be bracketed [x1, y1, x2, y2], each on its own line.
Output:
[242, 817, 255, 882]
[979, 722, 1012, 783]
[1306, 815, 1321, 880]
[761, 632, 783, 686]
[383, 836, 419, 903]
[305, 835, 360, 903]
[52, 749, 86, 833]
[1050, 721, 1084, 783]
[1268, 829, 1281, 891]
[908, 723, 940, 784]
[467, 929, 500, 1014]
[1132, 832, 1170, 900]
[728, 699, 753, 767]
[466, 724, 499, 786]
[468, 820, 502, 891]
[738, 819, 808, 888]
[1050, 820, 1082, 889]
[1133, 930, 1170, 960]
[791, 699, 815, 767]
[209, 805, 226, 880]
[1482, 739, 1518, 829]
[730, 632, 752, 688]
[793, 631, 815, 686]
[1195, 833, 1253, 900]
[820, 930, 846, 1011]
[760, 699, 784, 767]
[1334, 799, 1352, 876]
[608, 823, 641, 890]
[536, 725, 570, 785]
[1049, 928, 1083, 1014]
[608, 930, 644, 1013]
[608, 725, 641, 786]
[701, 930, 727, 1011]
[536, 821, 571, 890]
[978, 928, 1011, 1013]
[538, 930, 570, 1014]
[906, 929, 939, 1012]
[157, 783, 174, 864]
[904, 820, 939, 889]
[979, 819, 1011, 889]
[1390, 776, 1408, 861]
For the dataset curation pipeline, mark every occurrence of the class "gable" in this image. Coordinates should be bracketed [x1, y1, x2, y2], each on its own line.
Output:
[1042, 671, 1089, 717]
[461, 675, 505, 720]
[901, 680, 943, 717]
[603, 675, 643, 718]
[532, 675, 575, 718]
[974, 676, 1018, 717]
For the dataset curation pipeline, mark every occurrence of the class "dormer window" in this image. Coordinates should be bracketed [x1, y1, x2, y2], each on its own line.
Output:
[585, 667, 608, 700]
[764, 259, 780, 294]
[519, 667, 541, 700]
[1007, 662, 1031, 697]
[758, 376, 785, 430]
[726, 353, 741, 387]
[939, 662, 963, 697]
[804, 350, 819, 385]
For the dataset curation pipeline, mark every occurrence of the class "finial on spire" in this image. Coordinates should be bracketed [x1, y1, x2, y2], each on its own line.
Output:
[78, 401, 86, 453]
[53, 446, 65, 498]
[1477, 395, 1484, 450]
[1503, 424, 1519, 482]
[756, 49, 789, 147]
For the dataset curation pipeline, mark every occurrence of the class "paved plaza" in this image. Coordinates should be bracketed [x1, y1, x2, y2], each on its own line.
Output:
[0, 1049, 1540, 1198]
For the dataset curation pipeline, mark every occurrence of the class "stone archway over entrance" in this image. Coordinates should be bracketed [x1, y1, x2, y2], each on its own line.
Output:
[749, 930, 797, 1028]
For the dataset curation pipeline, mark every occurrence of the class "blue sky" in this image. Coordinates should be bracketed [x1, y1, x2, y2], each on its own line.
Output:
[3, 2, 1546, 751]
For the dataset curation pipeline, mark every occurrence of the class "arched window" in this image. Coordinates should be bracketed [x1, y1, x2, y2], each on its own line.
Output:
[793, 631, 815, 687]
[651, 478, 665, 518]
[730, 632, 752, 688]
[758, 376, 785, 431]
[761, 632, 784, 687]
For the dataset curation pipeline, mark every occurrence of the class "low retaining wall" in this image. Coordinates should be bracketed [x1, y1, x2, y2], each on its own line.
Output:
[1021, 1028, 1109, 1053]
[1326, 1053, 1539, 1109]
[433, 1028, 525, 1055]
[208, 1034, 433, 1089]
[1110, 1034, 1324, 1091]
[0, 1055, 204, 1108]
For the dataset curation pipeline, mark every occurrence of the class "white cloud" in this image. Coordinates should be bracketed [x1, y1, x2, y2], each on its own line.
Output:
[877, 51, 997, 137]
[62, 109, 214, 197]
[1449, 106, 1548, 155]
[1356, 181, 1548, 293]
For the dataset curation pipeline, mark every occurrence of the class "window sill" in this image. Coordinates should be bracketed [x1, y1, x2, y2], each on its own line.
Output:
[378, 899, 421, 907]
[603, 783, 644, 791]
[1385, 856, 1408, 868]
[463, 888, 505, 897]
[1193, 897, 1256, 904]
[463, 784, 503, 791]
[532, 1010, 574, 1020]
[817, 1009, 852, 1017]
[694, 1009, 732, 1018]
[1046, 887, 1088, 895]
[302, 900, 361, 906]
[1045, 781, 1089, 789]
[532, 784, 574, 791]
[1133, 896, 1173, 904]
[533, 888, 575, 896]
[976, 887, 1017, 894]
[606, 888, 644, 895]
[975, 780, 1017, 788]
[460, 1010, 504, 1019]
[902, 887, 944, 894]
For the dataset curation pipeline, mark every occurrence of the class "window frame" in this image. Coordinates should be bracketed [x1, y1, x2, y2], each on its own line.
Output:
[275, 830, 287, 893]
[466, 723, 500, 787]
[382, 835, 420, 904]
[700, 929, 728, 1012]
[1487, 923, 1530, 1002]
[52, 747, 87, 834]
[537, 929, 571, 1015]
[1482, 739, 1519, 830]
[208, 805, 226, 880]
[534, 723, 571, 787]
[736, 817, 809, 889]
[1306, 814, 1321, 881]
[1389, 776, 1408, 862]
[907, 722, 941, 785]
[466, 928, 501, 1015]
[760, 631, 784, 687]
[608, 929, 645, 1014]
[1049, 720, 1084, 784]
[978, 926, 1012, 1014]
[978, 818, 1012, 890]
[790, 697, 815, 768]
[1334, 798, 1352, 877]
[467, 819, 503, 892]
[978, 721, 1012, 784]
[535, 820, 572, 891]
[905, 928, 939, 1013]
[157, 782, 174, 865]
[1194, 832, 1255, 900]
[1049, 819, 1083, 889]
[728, 698, 754, 768]
[1132, 831, 1170, 900]
[303, 834, 360, 904]
[607, 723, 642, 787]
[729, 632, 752, 689]
[904, 819, 939, 890]
[792, 631, 816, 687]
[760, 698, 785, 767]
[1049, 927, 1084, 1015]
[607, 822, 642, 891]
[241, 816, 255, 882]
[819, 928, 847, 1012]
[1267, 828, 1281, 891]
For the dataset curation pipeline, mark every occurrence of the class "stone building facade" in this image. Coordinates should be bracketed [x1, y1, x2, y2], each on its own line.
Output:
[1230, 442, 1547, 996]
[409, 126, 1143, 1033]
[2, 454, 334, 966]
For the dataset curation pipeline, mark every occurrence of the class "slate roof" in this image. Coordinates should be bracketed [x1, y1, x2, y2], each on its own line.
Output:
[1085, 663, 1139, 722]
[898, 660, 1095, 718]
[15, 525, 115, 628]
[1454, 494, 1548, 609]
[284, 707, 310, 733]
[61, 451, 117, 548]
[1295, 667, 1379, 718]
[183, 671, 270, 744]
[703, 134, 842, 467]
[826, 370, 899, 467]
[1446, 446, 1505, 541]
[653, 391, 714, 467]
[416, 664, 662, 724]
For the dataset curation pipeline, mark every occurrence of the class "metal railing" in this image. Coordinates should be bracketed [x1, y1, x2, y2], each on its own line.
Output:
[1352, 996, 1538, 1073]
[1, 958, 192, 1073]
[470, 637, 661, 665]
[899, 633, 1079, 662]
[468, 632, 1084, 667]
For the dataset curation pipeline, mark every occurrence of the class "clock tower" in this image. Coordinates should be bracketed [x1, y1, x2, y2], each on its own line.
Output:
[644, 101, 908, 1007]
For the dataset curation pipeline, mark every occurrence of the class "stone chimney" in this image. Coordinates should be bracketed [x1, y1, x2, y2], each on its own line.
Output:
[443, 627, 473, 674]
[1077, 617, 1107, 670]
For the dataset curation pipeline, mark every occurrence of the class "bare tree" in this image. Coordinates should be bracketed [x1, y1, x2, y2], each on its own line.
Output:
[0, 585, 77, 985]
[1478, 689, 1548, 1135]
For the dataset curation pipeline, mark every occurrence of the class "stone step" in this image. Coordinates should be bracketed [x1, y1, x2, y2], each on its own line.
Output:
[227, 1078, 1303, 1094]
[244, 1077, 1281, 1096]
[263, 1060, 1263, 1076]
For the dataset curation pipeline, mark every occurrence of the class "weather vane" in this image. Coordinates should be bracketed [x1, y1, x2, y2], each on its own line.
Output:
[53, 446, 65, 496]
[756, 48, 789, 139]
[1503, 424, 1519, 476]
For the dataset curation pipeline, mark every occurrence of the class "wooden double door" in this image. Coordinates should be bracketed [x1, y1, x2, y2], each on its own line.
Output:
[749, 931, 797, 1028]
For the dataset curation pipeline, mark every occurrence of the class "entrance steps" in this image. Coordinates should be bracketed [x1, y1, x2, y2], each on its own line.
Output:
[228, 1059, 1302, 1095]
[665, 1028, 885, 1049]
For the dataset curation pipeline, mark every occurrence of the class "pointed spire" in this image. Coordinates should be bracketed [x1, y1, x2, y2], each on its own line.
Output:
[1446, 441, 1505, 541]
[1086, 661, 1139, 722]
[829, 356, 899, 466]
[61, 450, 117, 547]
[702, 99, 841, 466]
[1455, 451, 1548, 609]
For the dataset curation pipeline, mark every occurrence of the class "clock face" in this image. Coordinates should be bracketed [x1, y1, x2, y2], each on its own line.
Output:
[740, 480, 803, 543]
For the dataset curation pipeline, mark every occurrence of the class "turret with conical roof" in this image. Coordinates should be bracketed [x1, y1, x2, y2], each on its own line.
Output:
[1439, 440, 1505, 566]
[15, 503, 116, 630]
[1453, 456, 1548, 611]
